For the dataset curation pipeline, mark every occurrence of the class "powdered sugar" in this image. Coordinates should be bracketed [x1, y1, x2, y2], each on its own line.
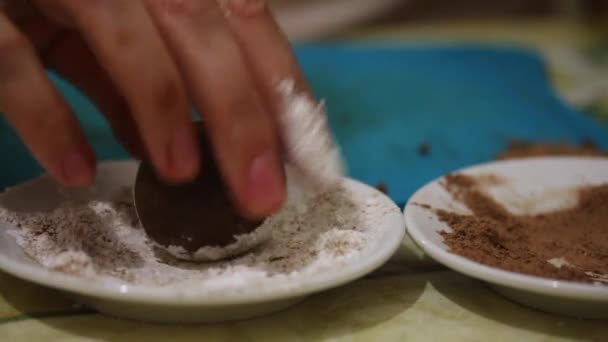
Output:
[163, 221, 273, 262]
[278, 79, 345, 190]
[1, 181, 391, 294]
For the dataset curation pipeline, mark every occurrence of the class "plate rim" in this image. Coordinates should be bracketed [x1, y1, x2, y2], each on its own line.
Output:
[0, 160, 405, 306]
[404, 156, 608, 301]
[273, 0, 405, 41]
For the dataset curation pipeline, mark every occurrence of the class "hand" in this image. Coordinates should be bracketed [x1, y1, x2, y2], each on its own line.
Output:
[0, 0, 309, 218]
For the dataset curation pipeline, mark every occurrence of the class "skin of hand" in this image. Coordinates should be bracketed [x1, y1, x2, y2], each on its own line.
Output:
[0, 0, 310, 219]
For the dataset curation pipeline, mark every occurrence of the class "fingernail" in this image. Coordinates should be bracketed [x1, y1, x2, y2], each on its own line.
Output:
[62, 148, 94, 186]
[246, 151, 285, 216]
[169, 125, 200, 180]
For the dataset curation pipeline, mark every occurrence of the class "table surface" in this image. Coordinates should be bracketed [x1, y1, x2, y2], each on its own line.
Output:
[2, 17, 608, 341]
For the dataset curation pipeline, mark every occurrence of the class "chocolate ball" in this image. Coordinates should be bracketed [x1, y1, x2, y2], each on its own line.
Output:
[133, 128, 265, 261]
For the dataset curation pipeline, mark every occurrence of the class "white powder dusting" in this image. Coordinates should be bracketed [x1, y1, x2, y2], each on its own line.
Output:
[546, 257, 608, 285]
[586, 272, 608, 285]
[547, 257, 571, 269]
[163, 220, 273, 262]
[277, 79, 345, 190]
[1, 181, 393, 294]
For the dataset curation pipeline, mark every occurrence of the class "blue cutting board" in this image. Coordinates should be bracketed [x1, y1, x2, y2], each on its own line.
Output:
[1, 44, 606, 206]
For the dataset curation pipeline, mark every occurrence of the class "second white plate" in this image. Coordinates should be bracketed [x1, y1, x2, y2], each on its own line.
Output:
[404, 157, 608, 320]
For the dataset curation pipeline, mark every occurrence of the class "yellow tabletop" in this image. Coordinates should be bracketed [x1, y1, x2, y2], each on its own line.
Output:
[2, 17, 608, 341]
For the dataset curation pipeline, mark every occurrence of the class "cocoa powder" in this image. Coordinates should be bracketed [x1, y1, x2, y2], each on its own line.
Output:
[437, 174, 608, 284]
[498, 140, 607, 160]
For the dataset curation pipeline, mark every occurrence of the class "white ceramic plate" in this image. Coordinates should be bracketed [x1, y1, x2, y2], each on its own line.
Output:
[271, 0, 406, 41]
[0, 161, 405, 323]
[404, 157, 608, 320]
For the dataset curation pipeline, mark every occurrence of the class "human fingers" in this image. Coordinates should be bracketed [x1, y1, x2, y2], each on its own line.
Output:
[0, 13, 95, 186]
[144, 0, 285, 218]
[42, 32, 146, 158]
[57, 0, 199, 182]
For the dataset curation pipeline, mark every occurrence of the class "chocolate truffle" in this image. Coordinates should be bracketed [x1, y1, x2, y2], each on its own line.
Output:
[134, 128, 266, 262]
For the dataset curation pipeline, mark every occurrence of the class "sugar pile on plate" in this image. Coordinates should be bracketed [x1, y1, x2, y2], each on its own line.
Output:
[0, 181, 391, 294]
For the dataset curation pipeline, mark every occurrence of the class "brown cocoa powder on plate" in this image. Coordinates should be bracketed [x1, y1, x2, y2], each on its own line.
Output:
[498, 140, 607, 160]
[436, 174, 608, 284]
